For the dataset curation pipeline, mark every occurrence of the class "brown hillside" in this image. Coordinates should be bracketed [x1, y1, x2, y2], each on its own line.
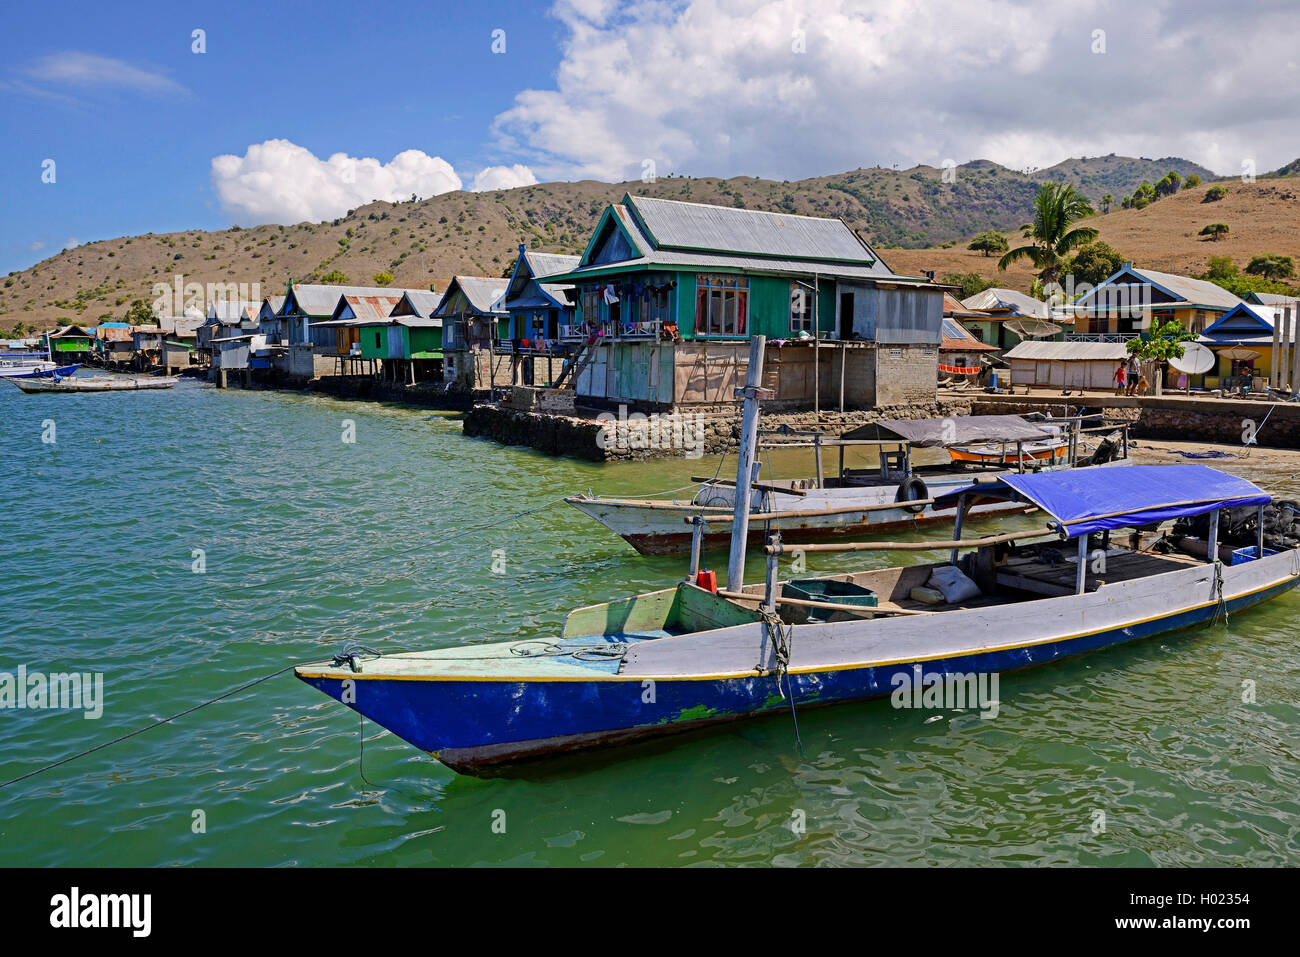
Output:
[1, 157, 1287, 335]
[887, 179, 1300, 293]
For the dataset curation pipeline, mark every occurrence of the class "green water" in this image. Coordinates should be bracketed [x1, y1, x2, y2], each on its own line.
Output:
[2, 380, 1297, 867]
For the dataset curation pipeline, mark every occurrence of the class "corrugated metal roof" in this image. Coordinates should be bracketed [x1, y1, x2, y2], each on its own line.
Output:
[629, 195, 879, 265]
[396, 289, 443, 318]
[524, 251, 581, 279]
[961, 288, 1050, 319]
[1247, 292, 1300, 306]
[1004, 341, 1129, 360]
[334, 293, 406, 324]
[1130, 267, 1243, 310]
[438, 276, 509, 315]
[209, 300, 260, 322]
[284, 284, 397, 317]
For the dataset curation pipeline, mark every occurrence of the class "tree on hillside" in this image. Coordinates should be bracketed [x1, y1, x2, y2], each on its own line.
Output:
[941, 272, 996, 301]
[1183, 174, 1201, 190]
[1199, 223, 1230, 241]
[124, 299, 154, 325]
[997, 182, 1098, 283]
[1204, 256, 1237, 280]
[1246, 254, 1297, 280]
[500, 256, 519, 278]
[373, 272, 394, 286]
[1100, 193, 1113, 213]
[1062, 240, 1126, 287]
[1203, 185, 1229, 202]
[320, 269, 348, 284]
[968, 230, 1008, 257]
[1154, 171, 1182, 198]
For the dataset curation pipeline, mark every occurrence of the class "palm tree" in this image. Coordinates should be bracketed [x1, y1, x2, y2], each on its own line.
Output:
[998, 182, 1099, 284]
[1101, 193, 1113, 214]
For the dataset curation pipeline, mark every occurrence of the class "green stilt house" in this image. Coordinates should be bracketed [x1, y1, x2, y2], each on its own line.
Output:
[543, 194, 945, 410]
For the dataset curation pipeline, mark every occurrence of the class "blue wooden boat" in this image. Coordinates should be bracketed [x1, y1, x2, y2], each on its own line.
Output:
[296, 338, 1300, 774]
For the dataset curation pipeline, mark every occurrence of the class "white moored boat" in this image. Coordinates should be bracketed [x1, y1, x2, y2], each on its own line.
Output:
[566, 414, 1132, 555]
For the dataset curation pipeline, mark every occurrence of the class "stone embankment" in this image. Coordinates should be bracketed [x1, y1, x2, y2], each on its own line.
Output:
[462, 399, 975, 461]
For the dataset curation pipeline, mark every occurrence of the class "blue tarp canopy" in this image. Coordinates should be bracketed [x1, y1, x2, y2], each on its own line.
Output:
[932, 465, 1270, 538]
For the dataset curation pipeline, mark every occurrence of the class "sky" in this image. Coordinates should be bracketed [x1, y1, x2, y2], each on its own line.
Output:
[2, 0, 1299, 275]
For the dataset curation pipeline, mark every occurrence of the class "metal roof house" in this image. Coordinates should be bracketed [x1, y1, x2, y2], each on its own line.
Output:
[275, 281, 406, 379]
[1003, 339, 1130, 390]
[956, 288, 1060, 351]
[1070, 264, 1243, 338]
[355, 289, 446, 386]
[438, 276, 511, 390]
[490, 247, 583, 390]
[542, 194, 945, 410]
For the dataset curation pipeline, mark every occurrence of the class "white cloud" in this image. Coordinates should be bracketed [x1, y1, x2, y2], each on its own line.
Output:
[471, 164, 540, 191]
[29, 241, 45, 252]
[23, 52, 187, 96]
[210, 139, 464, 225]
[63, 238, 80, 250]
[491, 0, 1300, 180]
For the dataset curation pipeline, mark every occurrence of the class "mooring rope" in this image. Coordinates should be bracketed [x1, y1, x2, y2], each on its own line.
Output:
[0, 662, 301, 790]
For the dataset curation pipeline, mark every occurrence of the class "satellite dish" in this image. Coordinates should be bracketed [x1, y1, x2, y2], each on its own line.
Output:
[1006, 318, 1062, 339]
[1169, 341, 1215, 374]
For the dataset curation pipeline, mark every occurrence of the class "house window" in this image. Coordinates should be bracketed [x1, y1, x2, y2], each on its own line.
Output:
[581, 289, 602, 330]
[636, 284, 669, 325]
[695, 274, 748, 336]
[790, 283, 814, 333]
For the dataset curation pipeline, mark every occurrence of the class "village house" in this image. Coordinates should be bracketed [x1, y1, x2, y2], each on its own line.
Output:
[1070, 264, 1243, 338]
[542, 194, 945, 410]
[130, 325, 163, 369]
[157, 315, 204, 373]
[46, 324, 95, 363]
[497, 247, 580, 387]
[278, 282, 404, 379]
[958, 288, 1058, 350]
[202, 300, 262, 387]
[1197, 301, 1283, 391]
[1002, 339, 1130, 390]
[356, 289, 445, 385]
[438, 276, 511, 390]
[315, 291, 408, 376]
[939, 294, 1000, 381]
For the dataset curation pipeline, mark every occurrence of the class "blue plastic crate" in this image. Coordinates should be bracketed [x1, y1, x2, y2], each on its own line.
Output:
[1231, 545, 1277, 565]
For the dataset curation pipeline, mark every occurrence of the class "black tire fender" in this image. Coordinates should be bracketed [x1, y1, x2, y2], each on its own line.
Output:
[896, 476, 929, 514]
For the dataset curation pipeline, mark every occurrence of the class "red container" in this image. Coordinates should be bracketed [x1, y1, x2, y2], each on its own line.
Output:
[696, 569, 718, 593]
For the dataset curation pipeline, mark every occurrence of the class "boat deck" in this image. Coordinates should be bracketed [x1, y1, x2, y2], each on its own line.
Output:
[996, 549, 1203, 597]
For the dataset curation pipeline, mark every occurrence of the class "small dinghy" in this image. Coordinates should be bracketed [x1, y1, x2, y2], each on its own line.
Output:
[9, 374, 178, 394]
[297, 337, 1300, 775]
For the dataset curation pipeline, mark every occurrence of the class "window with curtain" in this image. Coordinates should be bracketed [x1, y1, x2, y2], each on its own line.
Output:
[694, 274, 748, 336]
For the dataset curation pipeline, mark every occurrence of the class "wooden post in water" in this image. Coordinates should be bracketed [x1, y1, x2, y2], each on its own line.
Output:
[727, 335, 770, 593]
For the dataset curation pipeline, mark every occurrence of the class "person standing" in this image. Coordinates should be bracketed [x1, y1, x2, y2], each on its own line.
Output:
[1126, 354, 1141, 396]
[1114, 361, 1127, 396]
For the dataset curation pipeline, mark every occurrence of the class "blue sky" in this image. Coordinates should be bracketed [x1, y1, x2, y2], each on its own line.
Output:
[0, 0, 564, 273]
[3, 0, 1298, 276]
